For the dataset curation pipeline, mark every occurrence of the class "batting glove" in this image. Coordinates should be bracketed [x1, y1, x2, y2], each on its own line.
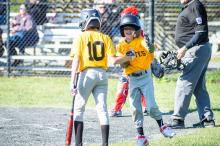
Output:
[71, 88, 78, 96]
[148, 45, 155, 53]
[126, 49, 135, 60]
[70, 81, 78, 96]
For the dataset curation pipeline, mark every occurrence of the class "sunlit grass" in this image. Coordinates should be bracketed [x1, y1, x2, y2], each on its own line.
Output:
[0, 70, 220, 146]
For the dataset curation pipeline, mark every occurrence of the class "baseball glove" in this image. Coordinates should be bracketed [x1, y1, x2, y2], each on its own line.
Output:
[151, 58, 164, 78]
[159, 51, 185, 72]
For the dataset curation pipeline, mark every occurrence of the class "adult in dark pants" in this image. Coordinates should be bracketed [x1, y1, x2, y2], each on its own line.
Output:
[171, 0, 215, 128]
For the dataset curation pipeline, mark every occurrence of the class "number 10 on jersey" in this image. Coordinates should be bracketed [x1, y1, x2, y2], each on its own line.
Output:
[87, 41, 105, 61]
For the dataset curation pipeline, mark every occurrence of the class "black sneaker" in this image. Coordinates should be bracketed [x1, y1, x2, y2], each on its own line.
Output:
[11, 60, 24, 67]
[193, 120, 215, 128]
[170, 119, 185, 129]
[143, 109, 149, 116]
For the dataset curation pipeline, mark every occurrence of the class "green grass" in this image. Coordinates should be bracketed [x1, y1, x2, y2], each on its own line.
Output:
[107, 127, 220, 146]
[1, 71, 219, 108]
[0, 71, 220, 146]
[0, 76, 118, 107]
[211, 56, 220, 62]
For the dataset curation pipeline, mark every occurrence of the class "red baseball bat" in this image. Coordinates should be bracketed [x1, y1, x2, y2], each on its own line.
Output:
[65, 73, 79, 146]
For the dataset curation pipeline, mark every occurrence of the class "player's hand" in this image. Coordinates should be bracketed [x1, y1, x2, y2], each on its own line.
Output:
[70, 81, 78, 96]
[148, 45, 155, 53]
[71, 88, 78, 96]
[120, 61, 130, 68]
[177, 46, 187, 59]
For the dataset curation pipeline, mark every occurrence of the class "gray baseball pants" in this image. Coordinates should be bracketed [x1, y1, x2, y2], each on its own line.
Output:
[128, 69, 162, 128]
[172, 42, 214, 121]
[74, 68, 109, 125]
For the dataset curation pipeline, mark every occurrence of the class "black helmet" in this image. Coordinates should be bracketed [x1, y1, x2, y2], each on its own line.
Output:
[120, 14, 141, 37]
[79, 8, 101, 31]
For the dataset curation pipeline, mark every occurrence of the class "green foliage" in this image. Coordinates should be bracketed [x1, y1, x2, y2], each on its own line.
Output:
[10, 0, 25, 12]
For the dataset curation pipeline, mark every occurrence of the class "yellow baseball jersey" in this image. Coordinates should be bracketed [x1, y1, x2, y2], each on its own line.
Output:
[117, 37, 154, 75]
[70, 30, 116, 72]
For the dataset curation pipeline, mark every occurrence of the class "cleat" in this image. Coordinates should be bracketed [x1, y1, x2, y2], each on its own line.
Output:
[160, 124, 176, 138]
[136, 135, 149, 146]
[110, 110, 122, 117]
[170, 119, 185, 129]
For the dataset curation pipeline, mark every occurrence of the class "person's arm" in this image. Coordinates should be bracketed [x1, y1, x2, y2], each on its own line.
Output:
[185, 3, 208, 49]
[177, 3, 208, 59]
[11, 18, 20, 34]
[184, 31, 207, 49]
[16, 15, 33, 32]
[70, 55, 80, 96]
[23, 15, 33, 31]
[111, 55, 132, 65]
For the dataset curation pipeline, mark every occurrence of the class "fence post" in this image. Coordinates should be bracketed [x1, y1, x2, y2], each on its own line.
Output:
[148, 0, 154, 44]
[6, 0, 11, 77]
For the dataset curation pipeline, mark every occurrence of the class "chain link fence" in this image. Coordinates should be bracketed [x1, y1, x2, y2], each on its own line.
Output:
[0, 0, 220, 76]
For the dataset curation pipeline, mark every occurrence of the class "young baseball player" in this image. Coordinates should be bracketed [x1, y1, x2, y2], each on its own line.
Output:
[110, 6, 148, 117]
[69, 8, 131, 146]
[114, 14, 175, 145]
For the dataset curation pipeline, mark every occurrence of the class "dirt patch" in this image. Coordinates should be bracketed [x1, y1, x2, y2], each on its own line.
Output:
[0, 107, 200, 146]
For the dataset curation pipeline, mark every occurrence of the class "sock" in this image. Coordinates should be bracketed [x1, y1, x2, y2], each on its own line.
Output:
[101, 125, 109, 146]
[137, 127, 144, 136]
[74, 121, 84, 146]
[156, 119, 164, 127]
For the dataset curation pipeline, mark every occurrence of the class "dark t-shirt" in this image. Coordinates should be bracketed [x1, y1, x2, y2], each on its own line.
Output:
[25, 0, 48, 25]
[175, 0, 208, 48]
[100, 5, 121, 38]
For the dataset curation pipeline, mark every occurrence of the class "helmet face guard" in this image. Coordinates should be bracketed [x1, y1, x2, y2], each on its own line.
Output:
[79, 8, 102, 31]
[120, 15, 141, 37]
